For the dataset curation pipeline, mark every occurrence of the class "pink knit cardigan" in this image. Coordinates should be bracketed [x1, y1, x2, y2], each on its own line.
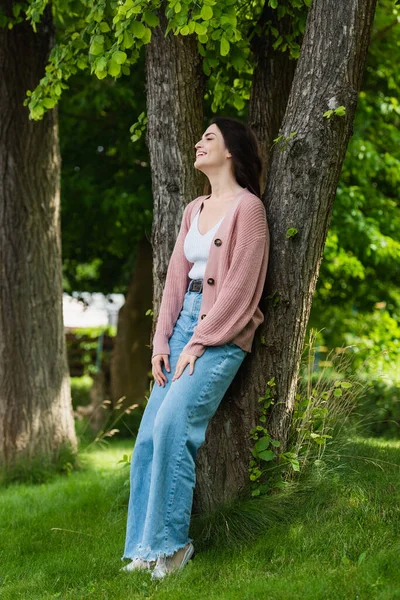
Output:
[151, 187, 270, 359]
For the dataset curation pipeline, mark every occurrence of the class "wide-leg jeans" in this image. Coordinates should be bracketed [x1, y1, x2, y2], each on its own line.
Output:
[121, 285, 247, 562]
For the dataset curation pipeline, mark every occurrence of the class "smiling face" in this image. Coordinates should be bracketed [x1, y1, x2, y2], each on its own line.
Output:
[194, 123, 231, 172]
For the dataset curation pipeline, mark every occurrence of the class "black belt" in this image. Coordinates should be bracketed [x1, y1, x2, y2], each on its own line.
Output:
[188, 278, 203, 293]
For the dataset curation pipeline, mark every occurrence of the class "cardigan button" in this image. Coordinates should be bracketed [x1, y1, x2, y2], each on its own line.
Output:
[201, 314, 206, 319]
[207, 277, 215, 285]
[214, 238, 222, 246]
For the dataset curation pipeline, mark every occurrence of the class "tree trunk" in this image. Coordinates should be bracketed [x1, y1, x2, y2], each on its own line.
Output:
[263, 0, 377, 451]
[192, 0, 377, 512]
[145, 9, 206, 329]
[193, 5, 298, 510]
[248, 2, 298, 192]
[0, 4, 78, 471]
[110, 235, 153, 410]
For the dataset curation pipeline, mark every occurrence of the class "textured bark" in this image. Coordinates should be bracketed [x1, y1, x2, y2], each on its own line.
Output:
[145, 9, 206, 331]
[192, 0, 377, 512]
[248, 3, 298, 192]
[110, 235, 153, 409]
[262, 0, 377, 450]
[0, 5, 78, 469]
[145, 9, 217, 511]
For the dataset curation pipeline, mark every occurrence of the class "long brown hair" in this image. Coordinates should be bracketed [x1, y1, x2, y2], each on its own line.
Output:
[201, 116, 263, 198]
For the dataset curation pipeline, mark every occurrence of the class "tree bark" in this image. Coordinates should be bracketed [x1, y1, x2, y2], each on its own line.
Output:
[248, 2, 298, 192]
[0, 4, 78, 470]
[145, 9, 206, 331]
[192, 0, 377, 512]
[262, 0, 377, 451]
[110, 235, 153, 410]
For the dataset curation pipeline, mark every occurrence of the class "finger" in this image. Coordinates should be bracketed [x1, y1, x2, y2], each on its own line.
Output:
[173, 359, 187, 381]
[160, 361, 168, 384]
[172, 362, 180, 381]
[153, 369, 161, 387]
[164, 356, 171, 372]
[156, 364, 167, 387]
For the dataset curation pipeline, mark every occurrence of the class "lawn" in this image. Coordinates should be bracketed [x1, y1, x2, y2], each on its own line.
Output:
[0, 436, 399, 600]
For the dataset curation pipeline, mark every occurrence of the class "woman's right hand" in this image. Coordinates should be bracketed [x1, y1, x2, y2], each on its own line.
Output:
[151, 354, 171, 387]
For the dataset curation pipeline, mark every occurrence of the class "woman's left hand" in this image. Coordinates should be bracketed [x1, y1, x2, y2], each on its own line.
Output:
[172, 352, 198, 381]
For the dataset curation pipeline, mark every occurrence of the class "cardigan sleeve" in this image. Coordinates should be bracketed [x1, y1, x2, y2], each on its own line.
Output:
[151, 203, 192, 358]
[181, 204, 270, 358]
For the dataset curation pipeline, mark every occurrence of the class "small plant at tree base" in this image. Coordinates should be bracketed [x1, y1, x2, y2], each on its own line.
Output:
[282, 328, 362, 483]
[248, 378, 281, 496]
[248, 329, 369, 496]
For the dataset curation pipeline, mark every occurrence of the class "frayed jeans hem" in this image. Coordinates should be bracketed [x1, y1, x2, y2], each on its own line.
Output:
[120, 537, 194, 562]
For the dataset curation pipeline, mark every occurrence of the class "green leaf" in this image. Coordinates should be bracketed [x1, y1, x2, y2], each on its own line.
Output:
[123, 31, 135, 49]
[231, 52, 245, 71]
[335, 105, 346, 116]
[272, 35, 282, 50]
[258, 449, 275, 461]
[142, 27, 152, 44]
[96, 57, 107, 71]
[96, 68, 108, 80]
[89, 41, 104, 56]
[195, 22, 207, 35]
[340, 381, 352, 389]
[112, 50, 127, 64]
[254, 435, 271, 453]
[143, 10, 159, 27]
[99, 22, 110, 33]
[220, 36, 230, 56]
[108, 60, 121, 77]
[43, 97, 56, 109]
[131, 20, 146, 38]
[286, 227, 298, 238]
[201, 5, 213, 20]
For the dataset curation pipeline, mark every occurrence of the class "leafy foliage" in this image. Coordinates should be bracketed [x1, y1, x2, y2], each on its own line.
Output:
[309, 0, 400, 373]
[0, 0, 310, 120]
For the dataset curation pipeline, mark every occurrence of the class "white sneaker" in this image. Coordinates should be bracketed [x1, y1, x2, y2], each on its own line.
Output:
[151, 542, 195, 580]
[120, 558, 156, 572]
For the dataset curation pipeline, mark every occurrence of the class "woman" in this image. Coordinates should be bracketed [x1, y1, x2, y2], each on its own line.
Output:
[120, 116, 270, 580]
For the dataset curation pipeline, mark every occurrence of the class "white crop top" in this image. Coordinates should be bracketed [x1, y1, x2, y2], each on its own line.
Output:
[184, 205, 225, 280]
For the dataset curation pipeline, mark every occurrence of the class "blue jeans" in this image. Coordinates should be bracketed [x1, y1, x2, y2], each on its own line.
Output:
[121, 286, 247, 562]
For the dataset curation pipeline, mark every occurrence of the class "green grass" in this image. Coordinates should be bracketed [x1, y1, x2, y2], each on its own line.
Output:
[0, 436, 399, 600]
